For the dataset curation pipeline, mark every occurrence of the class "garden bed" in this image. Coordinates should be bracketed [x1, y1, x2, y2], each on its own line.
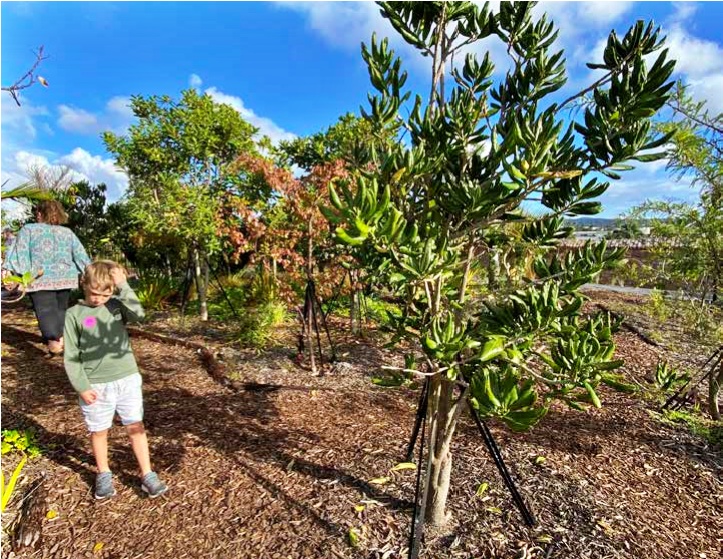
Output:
[1, 294, 721, 559]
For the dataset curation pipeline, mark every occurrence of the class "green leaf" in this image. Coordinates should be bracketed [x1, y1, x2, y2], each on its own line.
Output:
[335, 227, 366, 246]
[348, 528, 360, 548]
[600, 374, 637, 393]
[1, 456, 27, 512]
[584, 381, 602, 408]
[371, 376, 405, 387]
[479, 337, 505, 362]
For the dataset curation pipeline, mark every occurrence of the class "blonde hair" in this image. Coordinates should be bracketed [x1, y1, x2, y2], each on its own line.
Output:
[35, 200, 68, 225]
[82, 260, 119, 292]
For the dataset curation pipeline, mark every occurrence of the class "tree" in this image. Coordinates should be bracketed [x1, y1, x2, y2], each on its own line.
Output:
[659, 82, 722, 204]
[632, 83, 722, 417]
[606, 219, 642, 239]
[104, 90, 259, 319]
[644, 82, 723, 303]
[51, 180, 112, 258]
[226, 153, 353, 372]
[276, 113, 377, 170]
[630, 200, 721, 302]
[277, 114, 397, 335]
[325, 1, 675, 527]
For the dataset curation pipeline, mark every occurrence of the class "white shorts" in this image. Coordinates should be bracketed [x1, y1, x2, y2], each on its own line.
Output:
[80, 373, 144, 432]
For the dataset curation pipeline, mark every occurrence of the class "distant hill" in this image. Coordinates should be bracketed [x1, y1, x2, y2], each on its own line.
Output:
[565, 217, 619, 229]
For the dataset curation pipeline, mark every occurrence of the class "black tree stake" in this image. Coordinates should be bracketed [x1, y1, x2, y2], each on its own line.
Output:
[468, 403, 537, 527]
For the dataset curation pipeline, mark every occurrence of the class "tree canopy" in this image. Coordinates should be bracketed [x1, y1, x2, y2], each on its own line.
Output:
[324, 0, 676, 527]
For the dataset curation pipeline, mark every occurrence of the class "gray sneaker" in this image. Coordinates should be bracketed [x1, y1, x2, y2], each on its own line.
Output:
[94, 471, 116, 500]
[141, 471, 168, 498]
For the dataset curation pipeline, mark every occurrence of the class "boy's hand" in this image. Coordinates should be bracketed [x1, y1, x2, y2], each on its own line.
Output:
[80, 389, 98, 405]
[110, 267, 127, 287]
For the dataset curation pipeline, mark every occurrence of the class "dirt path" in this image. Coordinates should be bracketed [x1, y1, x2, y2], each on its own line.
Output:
[1, 308, 721, 559]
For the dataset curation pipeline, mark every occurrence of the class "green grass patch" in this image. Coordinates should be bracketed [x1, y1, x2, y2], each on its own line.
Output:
[656, 408, 723, 450]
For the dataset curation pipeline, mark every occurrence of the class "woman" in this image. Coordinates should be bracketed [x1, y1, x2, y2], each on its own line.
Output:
[5, 200, 91, 356]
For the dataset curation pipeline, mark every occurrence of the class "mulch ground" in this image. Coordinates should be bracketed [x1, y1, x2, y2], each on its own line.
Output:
[1, 297, 721, 559]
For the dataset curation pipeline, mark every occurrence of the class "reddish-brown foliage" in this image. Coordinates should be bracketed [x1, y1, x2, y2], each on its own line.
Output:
[219, 154, 351, 303]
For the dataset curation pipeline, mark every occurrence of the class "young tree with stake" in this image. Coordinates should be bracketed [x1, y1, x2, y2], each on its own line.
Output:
[323, 2, 676, 527]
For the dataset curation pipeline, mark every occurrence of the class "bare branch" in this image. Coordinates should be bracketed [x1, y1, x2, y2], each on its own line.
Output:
[1, 46, 49, 106]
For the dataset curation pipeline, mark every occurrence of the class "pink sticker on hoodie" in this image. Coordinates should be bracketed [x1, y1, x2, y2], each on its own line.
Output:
[83, 316, 97, 328]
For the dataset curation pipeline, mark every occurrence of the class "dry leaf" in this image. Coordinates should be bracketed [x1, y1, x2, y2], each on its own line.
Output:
[93, 542, 104, 554]
[369, 477, 390, 485]
[390, 462, 416, 472]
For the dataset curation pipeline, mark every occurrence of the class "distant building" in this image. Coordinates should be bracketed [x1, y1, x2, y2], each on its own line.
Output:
[573, 230, 605, 241]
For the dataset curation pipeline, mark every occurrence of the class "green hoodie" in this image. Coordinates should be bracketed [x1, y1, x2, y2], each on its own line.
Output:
[63, 282, 145, 393]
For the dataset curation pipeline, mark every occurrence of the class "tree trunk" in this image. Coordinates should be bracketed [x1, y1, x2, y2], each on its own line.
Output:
[306, 306, 317, 374]
[709, 358, 723, 420]
[306, 217, 317, 374]
[350, 270, 362, 336]
[488, 249, 500, 290]
[424, 375, 457, 528]
[194, 248, 209, 321]
[350, 287, 357, 334]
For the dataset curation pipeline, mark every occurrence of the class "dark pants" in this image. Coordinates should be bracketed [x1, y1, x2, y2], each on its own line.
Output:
[28, 290, 71, 342]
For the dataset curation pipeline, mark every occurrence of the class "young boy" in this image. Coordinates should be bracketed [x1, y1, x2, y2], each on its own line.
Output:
[64, 260, 168, 499]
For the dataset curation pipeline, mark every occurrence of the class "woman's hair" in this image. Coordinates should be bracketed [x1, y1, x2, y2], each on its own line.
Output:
[82, 260, 119, 292]
[35, 200, 68, 225]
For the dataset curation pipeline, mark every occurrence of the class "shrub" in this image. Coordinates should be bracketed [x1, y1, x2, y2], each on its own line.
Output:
[134, 273, 178, 312]
[237, 301, 289, 348]
[1, 429, 41, 458]
[654, 361, 690, 392]
[646, 288, 669, 321]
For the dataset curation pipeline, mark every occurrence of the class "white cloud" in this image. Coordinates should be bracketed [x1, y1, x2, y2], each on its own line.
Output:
[58, 105, 99, 134]
[671, 1, 697, 23]
[204, 86, 296, 144]
[660, 18, 723, 113]
[14, 150, 54, 173]
[58, 148, 128, 199]
[2, 148, 128, 202]
[665, 25, 723, 80]
[106, 96, 134, 122]
[687, 73, 723, 114]
[573, 1, 634, 25]
[595, 167, 699, 216]
[1, 99, 49, 140]
[189, 74, 203, 88]
[55, 96, 135, 135]
[279, 1, 388, 51]
[276, 1, 432, 73]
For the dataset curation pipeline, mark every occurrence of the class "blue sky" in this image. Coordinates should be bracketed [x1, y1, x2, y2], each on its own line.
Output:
[2, 1, 723, 217]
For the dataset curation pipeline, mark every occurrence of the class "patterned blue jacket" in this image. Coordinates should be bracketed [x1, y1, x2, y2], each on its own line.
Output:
[4, 223, 91, 292]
